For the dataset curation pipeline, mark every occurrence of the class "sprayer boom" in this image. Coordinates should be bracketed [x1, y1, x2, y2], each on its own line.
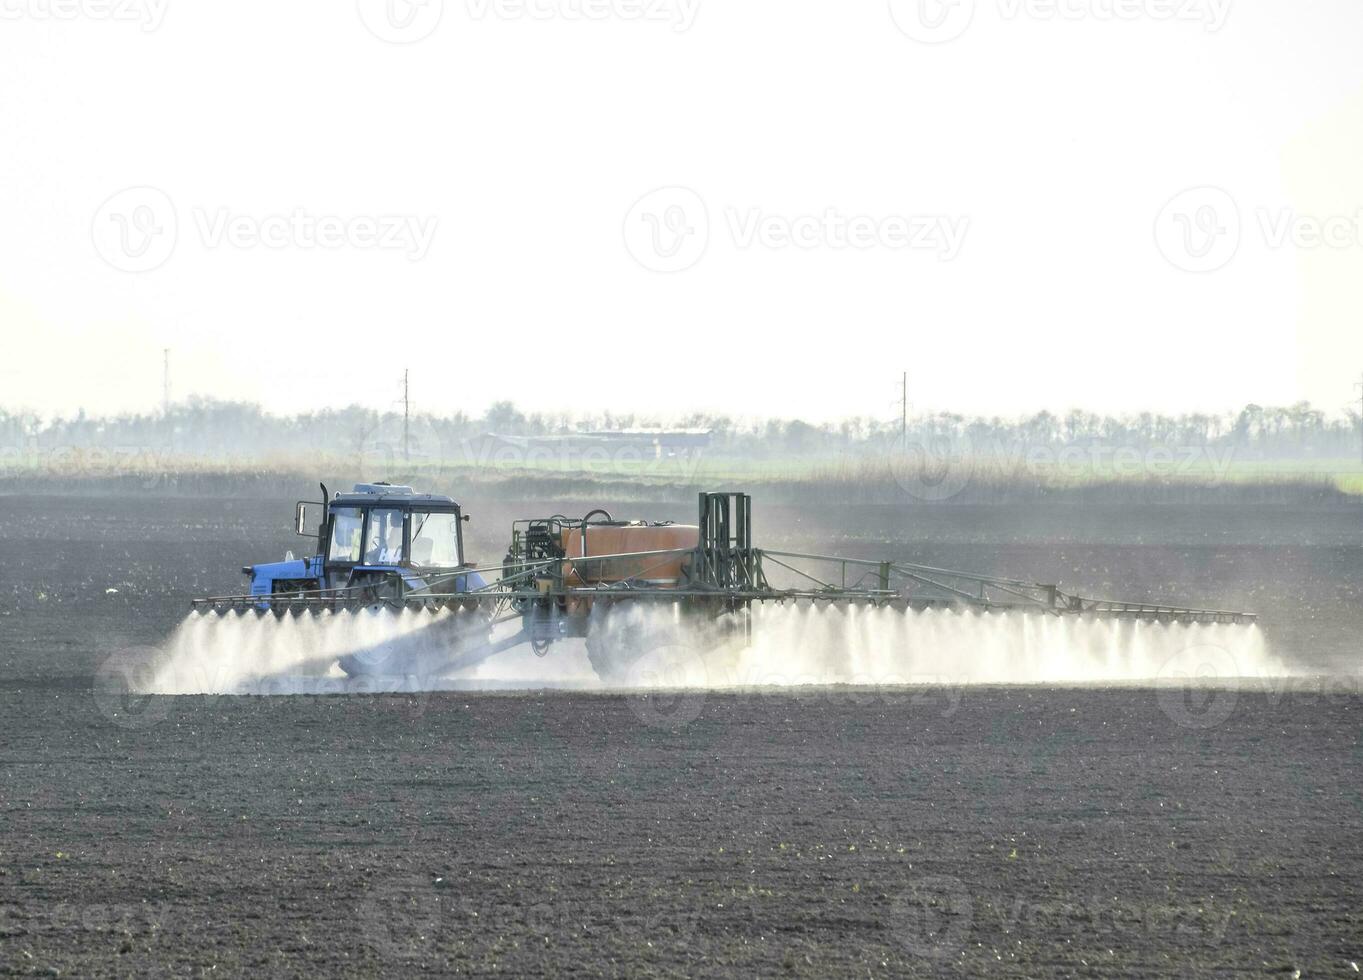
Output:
[190, 488, 1256, 679]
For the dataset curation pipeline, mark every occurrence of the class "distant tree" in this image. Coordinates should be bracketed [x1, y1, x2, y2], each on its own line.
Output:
[484, 401, 526, 434]
[1023, 411, 1059, 445]
[784, 420, 822, 453]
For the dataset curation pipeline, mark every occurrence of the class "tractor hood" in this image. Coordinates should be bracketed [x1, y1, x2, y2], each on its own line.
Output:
[246, 557, 317, 596]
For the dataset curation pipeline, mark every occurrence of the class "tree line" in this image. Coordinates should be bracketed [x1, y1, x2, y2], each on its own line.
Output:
[1, 397, 1360, 460]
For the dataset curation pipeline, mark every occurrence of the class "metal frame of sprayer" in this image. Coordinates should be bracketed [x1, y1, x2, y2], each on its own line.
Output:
[193, 487, 1257, 675]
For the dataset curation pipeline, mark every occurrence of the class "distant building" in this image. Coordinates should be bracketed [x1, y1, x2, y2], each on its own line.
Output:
[470, 428, 712, 463]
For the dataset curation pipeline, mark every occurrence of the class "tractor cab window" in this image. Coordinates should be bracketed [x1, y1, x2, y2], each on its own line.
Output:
[410, 511, 462, 568]
[364, 508, 405, 565]
[328, 507, 363, 562]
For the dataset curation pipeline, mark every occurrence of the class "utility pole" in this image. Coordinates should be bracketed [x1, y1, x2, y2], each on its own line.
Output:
[901, 371, 908, 450]
[1356, 373, 1363, 465]
[402, 368, 410, 463]
[162, 348, 171, 416]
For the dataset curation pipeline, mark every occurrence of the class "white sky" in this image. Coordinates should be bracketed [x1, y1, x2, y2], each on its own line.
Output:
[1, 0, 1362, 424]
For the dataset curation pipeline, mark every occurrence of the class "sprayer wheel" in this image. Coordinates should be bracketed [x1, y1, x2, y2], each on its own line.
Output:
[584, 603, 635, 683]
[584, 602, 692, 684]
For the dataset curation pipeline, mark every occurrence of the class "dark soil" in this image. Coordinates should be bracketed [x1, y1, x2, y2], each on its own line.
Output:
[1, 492, 1361, 977]
[3, 685, 1361, 977]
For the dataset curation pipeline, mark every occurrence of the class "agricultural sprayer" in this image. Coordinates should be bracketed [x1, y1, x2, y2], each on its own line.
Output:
[190, 483, 1257, 682]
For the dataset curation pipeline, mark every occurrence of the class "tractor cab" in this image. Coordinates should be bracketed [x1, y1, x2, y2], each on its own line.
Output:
[243, 483, 475, 600]
[317, 484, 466, 574]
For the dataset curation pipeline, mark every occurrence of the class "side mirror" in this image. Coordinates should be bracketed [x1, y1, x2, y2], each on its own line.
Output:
[461, 514, 471, 523]
[295, 502, 310, 536]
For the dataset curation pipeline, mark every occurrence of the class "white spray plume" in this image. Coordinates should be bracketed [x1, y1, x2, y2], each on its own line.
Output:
[142, 602, 1289, 696]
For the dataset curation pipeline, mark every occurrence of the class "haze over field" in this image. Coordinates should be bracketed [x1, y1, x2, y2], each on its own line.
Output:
[2, 3, 1362, 422]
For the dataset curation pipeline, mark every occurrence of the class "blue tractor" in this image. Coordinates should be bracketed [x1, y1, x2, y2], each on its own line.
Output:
[242, 482, 487, 607]
[227, 483, 493, 678]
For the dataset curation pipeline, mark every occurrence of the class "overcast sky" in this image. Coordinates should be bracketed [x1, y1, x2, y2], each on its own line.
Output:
[1, 0, 1361, 424]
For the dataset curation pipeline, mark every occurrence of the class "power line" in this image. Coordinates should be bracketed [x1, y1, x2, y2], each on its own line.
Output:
[1355, 373, 1363, 465]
